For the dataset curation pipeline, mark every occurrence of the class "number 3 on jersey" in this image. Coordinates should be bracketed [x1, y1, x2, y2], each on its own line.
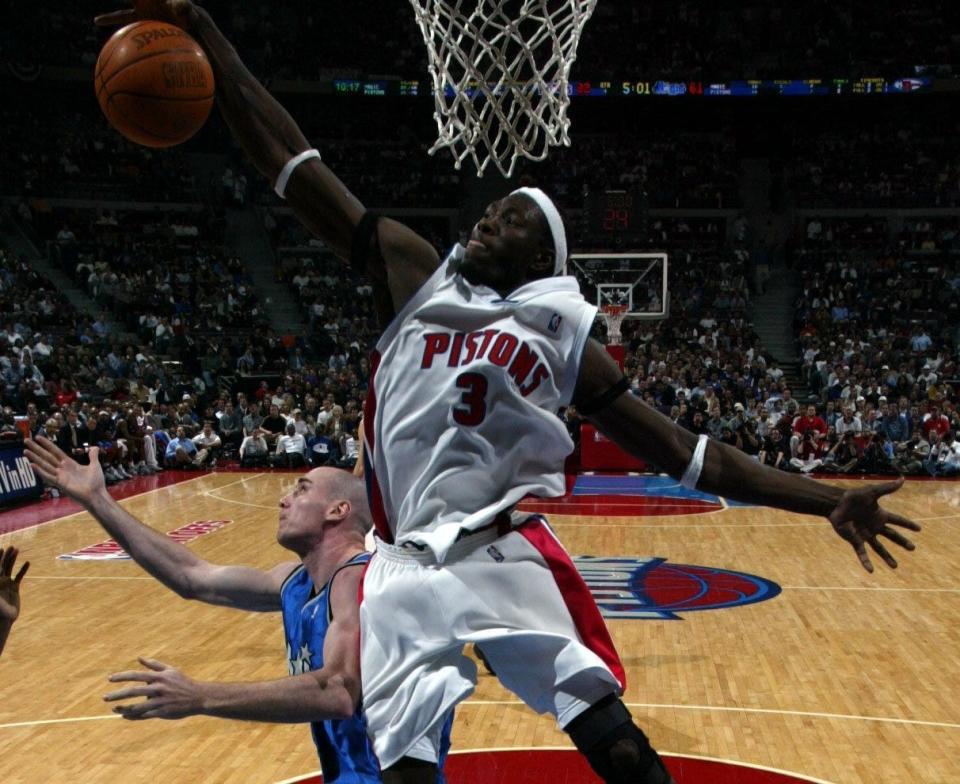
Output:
[453, 372, 487, 426]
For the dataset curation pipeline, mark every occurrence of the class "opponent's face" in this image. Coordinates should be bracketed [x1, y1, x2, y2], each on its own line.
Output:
[461, 194, 555, 295]
[277, 468, 348, 555]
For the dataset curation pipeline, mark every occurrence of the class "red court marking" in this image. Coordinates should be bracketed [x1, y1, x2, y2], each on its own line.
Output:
[0, 470, 201, 535]
[287, 749, 829, 783]
[519, 494, 723, 517]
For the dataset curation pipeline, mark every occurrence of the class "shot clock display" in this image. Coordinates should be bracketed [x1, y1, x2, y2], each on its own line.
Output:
[587, 190, 646, 238]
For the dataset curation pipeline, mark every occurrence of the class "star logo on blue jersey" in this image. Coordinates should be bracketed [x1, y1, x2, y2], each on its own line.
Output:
[548, 313, 563, 333]
[287, 642, 313, 675]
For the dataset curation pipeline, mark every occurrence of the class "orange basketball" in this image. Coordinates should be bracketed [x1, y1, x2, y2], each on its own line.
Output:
[95, 20, 214, 148]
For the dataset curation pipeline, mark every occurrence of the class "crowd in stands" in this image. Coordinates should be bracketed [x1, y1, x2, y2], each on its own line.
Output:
[1, 106, 201, 205]
[515, 132, 740, 210]
[789, 119, 960, 209]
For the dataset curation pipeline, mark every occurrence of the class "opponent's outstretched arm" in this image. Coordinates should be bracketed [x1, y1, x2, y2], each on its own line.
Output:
[95, 1, 440, 315]
[0, 547, 29, 656]
[575, 339, 920, 572]
[104, 560, 363, 722]
[24, 438, 294, 611]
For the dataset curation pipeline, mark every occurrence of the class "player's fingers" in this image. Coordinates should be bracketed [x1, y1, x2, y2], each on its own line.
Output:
[870, 477, 904, 499]
[116, 706, 164, 720]
[867, 537, 897, 569]
[1, 547, 15, 575]
[885, 512, 921, 532]
[103, 685, 157, 702]
[14, 561, 30, 584]
[107, 670, 156, 684]
[94, 10, 136, 26]
[24, 441, 59, 473]
[34, 435, 68, 462]
[879, 526, 915, 550]
[138, 656, 167, 671]
[849, 533, 873, 573]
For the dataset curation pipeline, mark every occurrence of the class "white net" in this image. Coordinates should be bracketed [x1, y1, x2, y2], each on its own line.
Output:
[600, 304, 627, 346]
[409, 0, 597, 178]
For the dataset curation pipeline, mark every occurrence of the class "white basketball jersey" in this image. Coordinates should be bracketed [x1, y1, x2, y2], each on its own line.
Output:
[363, 245, 597, 561]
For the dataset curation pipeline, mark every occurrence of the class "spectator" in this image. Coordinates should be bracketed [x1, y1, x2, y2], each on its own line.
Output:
[273, 422, 307, 468]
[239, 428, 270, 467]
[928, 431, 960, 477]
[165, 426, 199, 468]
[789, 431, 825, 473]
[260, 404, 288, 448]
[192, 421, 222, 468]
[893, 429, 931, 474]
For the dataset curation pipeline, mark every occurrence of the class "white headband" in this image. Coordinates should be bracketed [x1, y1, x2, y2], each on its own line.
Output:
[510, 187, 567, 275]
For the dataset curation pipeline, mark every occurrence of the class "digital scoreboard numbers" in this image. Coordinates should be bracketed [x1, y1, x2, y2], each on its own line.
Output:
[588, 190, 645, 237]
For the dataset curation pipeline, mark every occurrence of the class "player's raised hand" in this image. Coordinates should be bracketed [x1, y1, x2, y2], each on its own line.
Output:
[0, 547, 29, 623]
[827, 477, 920, 573]
[105, 657, 203, 720]
[24, 438, 106, 506]
[94, 0, 200, 30]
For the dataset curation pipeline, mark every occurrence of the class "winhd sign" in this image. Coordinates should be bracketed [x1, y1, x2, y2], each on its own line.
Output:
[0, 444, 42, 504]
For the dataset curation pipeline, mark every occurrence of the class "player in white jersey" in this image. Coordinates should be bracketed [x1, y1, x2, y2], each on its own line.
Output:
[99, 4, 922, 782]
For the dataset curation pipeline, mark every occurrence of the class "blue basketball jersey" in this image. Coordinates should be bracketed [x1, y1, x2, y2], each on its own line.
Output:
[281, 553, 380, 783]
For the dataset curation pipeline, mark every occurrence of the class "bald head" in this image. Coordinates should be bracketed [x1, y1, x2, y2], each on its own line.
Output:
[313, 467, 372, 535]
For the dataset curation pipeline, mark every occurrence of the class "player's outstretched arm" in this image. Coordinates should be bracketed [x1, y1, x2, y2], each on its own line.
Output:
[24, 438, 294, 611]
[575, 340, 920, 572]
[104, 559, 364, 722]
[0, 547, 30, 656]
[95, 1, 440, 314]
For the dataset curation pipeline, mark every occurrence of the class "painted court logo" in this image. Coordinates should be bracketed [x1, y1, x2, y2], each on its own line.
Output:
[574, 556, 781, 620]
[59, 520, 232, 560]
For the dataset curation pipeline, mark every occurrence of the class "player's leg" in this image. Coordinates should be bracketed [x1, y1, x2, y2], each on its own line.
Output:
[565, 694, 674, 784]
[360, 547, 473, 774]
[460, 516, 674, 783]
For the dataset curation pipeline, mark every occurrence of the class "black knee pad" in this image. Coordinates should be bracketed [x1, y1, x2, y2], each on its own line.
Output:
[567, 697, 674, 784]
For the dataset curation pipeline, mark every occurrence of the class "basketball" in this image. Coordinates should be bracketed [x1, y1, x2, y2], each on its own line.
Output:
[94, 20, 214, 148]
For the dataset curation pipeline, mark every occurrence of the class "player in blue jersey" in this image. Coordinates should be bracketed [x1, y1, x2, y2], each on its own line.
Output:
[25, 436, 452, 783]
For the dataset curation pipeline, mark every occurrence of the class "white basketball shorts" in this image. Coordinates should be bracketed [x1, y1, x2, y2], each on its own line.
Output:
[359, 515, 625, 769]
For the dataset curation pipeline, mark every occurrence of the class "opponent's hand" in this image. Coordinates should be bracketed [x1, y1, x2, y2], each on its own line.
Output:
[24, 438, 106, 505]
[94, 0, 200, 31]
[0, 547, 29, 623]
[827, 477, 920, 572]
[105, 657, 203, 720]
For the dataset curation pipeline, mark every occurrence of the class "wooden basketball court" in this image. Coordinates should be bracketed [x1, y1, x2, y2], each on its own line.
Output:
[1, 472, 957, 783]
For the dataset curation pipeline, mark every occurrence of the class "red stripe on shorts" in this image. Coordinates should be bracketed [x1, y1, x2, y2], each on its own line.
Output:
[362, 350, 393, 543]
[518, 517, 626, 690]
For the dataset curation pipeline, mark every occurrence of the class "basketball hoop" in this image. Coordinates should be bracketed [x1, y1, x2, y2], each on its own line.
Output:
[409, 0, 597, 177]
[600, 304, 628, 346]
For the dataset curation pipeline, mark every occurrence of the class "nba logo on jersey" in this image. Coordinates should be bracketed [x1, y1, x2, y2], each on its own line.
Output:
[486, 545, 505, 562]
[548, 313, 562, 333]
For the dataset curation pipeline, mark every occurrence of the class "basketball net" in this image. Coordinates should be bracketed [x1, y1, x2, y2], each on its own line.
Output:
[600, 304, 628, 346]
[409, 0, 597, 177]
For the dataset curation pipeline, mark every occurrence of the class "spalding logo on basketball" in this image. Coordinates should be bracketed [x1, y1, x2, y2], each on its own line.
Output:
[282, 749, 834, 784]
[574, 556, 781, 619]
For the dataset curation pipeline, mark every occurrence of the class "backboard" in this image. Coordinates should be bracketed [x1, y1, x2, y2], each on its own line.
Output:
[565, 252, 669, 320]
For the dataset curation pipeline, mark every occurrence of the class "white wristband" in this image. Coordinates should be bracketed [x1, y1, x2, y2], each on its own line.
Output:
[680, 434, 709, 489]
[274, 148, 321, 198]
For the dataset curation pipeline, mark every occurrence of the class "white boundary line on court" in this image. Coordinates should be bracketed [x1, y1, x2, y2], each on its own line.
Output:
[6, 699, 958, 734]
[0, 714, 121, 729]
[273, 746, 837, 784]
[461, 700, 960, 731]
[782, 585, 960, 593]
